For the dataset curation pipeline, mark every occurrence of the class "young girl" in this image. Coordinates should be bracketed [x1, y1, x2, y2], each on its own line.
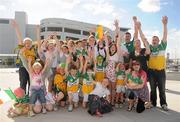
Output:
[53, 63, 67, 109]
[115, 63, 126, 108]
[76, 40, 88, 57]
[27, 58, 50, 116]
[105, 20, 122, 105]
[82, 57, 95, 108]
[65, 55, 83, 112]
[19, 47, 51, 116]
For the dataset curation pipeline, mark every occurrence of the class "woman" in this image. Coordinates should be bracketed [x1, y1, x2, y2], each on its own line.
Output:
[125, 60, 149, 113]
[129, 21, 150, 73]
[105, 20, 122, 105]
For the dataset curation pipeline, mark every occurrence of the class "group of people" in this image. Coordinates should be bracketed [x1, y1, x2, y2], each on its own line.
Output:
[7, 15, 168, 118]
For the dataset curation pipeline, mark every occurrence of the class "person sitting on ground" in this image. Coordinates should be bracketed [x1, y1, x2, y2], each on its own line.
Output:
[88, 78, 112, 117]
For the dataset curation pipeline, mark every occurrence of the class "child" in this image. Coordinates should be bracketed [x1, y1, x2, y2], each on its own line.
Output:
[94, 55, 106, 82]
[7, 88, 29, 118]
[82, 57, 95, 108]
[53, 63, 67, 109]
[66, 55, 83, 112]
[26, 57, 51, 117]
[88, 78, 112, 117]
[94, 39, 108, 83]
[76, 40, 88, 57]
[19, 47, 51, 117]
[115, 63, 126, 108]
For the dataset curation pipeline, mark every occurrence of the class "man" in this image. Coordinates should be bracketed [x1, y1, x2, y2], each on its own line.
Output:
[148, 16, 168, 111]
[123, 16, 138, 68]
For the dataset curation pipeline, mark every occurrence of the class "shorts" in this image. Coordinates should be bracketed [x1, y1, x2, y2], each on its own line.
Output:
[83, 94, 89, 102]
[126, 89, 138, 99]
[29, 88, 46, 105]
[116, 85, 126, 93]
[68, 92, 79, 103]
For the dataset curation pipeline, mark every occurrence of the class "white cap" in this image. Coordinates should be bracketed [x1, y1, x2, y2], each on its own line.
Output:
[32, 62, 42, 68]
[47, 39, 56, 45]
[23, 37, 32, 43]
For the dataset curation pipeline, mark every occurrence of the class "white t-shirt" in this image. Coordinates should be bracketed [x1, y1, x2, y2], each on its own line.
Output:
[94, 46, 106, 59]
[109, 53, 119, 62]
[45, 48, 59, 68]
[90, 83, 110, 97]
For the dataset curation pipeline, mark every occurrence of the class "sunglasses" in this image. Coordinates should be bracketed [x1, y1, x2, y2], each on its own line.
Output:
[133, 63, 140, 66]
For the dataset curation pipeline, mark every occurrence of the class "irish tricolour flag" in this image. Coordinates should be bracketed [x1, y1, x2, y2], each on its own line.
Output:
[0, 88, 16, 105]
[95, 25, 104, 41]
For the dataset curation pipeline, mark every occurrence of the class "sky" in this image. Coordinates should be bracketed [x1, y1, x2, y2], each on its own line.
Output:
[0, 0, 180, 58]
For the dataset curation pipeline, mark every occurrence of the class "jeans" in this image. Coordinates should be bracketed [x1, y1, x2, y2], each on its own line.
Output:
[19, 66, 30, 95]
[29, 88, 46, 105]
[148, 69, 167, 106]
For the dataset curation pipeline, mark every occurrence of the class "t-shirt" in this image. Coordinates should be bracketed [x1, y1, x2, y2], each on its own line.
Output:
[54, 74, 67, 93]
[123, 39, 134, 64]
[76, 48, 88, 57]
[66, 71, 81, 93]
[45, 48, 59, 68]
[82, 72, 95, 94]
[95, 47, 106, 59]
[129, 48, 149, 73]
[127, 70, 147, 86]
[59, 51, 68, 64]
[116, 70, 125, 85]
[30, 73, 44, 90]
[90, 82, 110, 97]
[109, 53, 119, 62]
[124, 39, 134, 53]
[148, 41, 167, 70]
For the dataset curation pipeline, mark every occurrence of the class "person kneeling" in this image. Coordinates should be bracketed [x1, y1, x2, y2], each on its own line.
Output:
[88, 78, 112, 117]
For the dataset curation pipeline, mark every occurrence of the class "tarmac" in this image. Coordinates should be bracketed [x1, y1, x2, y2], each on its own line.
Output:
[0, 69, 180, 122]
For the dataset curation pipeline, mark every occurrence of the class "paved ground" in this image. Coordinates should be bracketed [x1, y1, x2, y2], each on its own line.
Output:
[0, 69, 180, 122]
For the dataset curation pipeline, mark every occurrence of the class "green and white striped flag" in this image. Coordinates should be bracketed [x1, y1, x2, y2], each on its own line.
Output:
[0, 88, 16, 105]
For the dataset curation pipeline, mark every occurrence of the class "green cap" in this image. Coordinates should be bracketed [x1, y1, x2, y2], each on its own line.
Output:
[58, 63, 66, 68]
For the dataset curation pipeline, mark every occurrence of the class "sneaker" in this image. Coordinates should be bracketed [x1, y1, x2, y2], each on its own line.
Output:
[28, 110, 35, 117]
[68, 105, 73, 112]
[161, 104, 169, 111]
[42, 108, 47, 114]
[115, 103, 119, 109]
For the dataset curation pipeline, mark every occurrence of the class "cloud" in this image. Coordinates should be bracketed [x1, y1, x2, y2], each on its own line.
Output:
[0, 5, 6, 11]
[0, 0, 128, 29]
[138, 0, 160, 13]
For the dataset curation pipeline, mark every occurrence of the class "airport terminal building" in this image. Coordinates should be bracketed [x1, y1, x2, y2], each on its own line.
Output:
[0, 11, 129, 54]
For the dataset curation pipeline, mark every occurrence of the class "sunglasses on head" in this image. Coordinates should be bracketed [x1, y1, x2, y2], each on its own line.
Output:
[133, 63, 140, 66]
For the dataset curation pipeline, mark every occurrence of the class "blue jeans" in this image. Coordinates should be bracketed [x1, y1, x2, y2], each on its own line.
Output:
[148, 69, 167, 106]
[29, 87, 46, 105]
